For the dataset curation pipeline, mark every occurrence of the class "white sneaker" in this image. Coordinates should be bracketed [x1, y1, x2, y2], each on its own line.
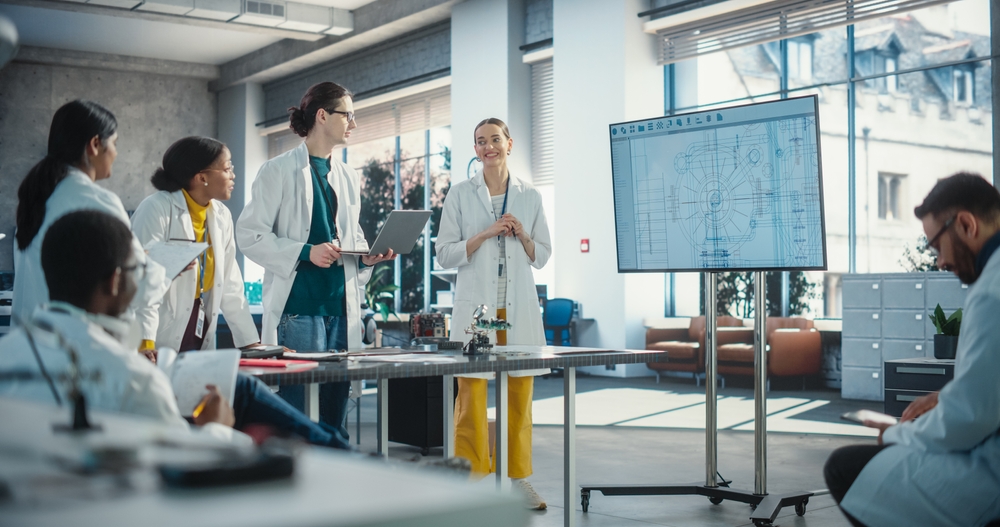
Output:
[515, 479, 547, 510]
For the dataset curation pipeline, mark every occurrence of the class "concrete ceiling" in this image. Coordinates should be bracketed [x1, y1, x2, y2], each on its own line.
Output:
[0, 0, 378, 65]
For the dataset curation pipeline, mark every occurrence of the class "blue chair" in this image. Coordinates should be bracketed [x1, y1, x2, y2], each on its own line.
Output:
[544, 298, 574, 346]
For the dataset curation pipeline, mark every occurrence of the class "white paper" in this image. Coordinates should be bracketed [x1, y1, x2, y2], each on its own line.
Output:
[354, 353, 457, 363]
[145, 240, 210, 280]
[162, 349, 240, 417]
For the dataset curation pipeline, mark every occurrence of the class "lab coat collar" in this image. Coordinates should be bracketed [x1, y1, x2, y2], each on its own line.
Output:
[43, 301, 133, 344]
[471, 170, 525, 218]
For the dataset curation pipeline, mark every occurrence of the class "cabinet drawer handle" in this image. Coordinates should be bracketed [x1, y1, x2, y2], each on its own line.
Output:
[896, 367, 946, 375]
[872, 343, 879, 349]
[915, 283, 922, 289]
[872, 284, 879, 290]
[872, 313, 879, 320]
[916, 314, 922, 320]
[915, 345, 922, 351]
[896, 394, 920, 402]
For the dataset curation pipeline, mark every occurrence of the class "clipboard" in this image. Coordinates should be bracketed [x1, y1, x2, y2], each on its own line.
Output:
[145, 240, 210, 279]
[340, 210, 432, 256]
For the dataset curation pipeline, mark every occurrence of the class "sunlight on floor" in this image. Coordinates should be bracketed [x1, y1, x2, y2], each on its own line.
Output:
[488, 388, 879, 437]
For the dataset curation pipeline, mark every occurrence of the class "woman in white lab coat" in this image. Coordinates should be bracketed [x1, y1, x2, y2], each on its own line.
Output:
[435, 118, 552, 509]
[236, 81, 394, 439]
[13, 99, 167, 353]
[131, 136, 262, 352]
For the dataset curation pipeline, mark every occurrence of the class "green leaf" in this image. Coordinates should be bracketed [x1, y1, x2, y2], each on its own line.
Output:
[931, 304, 947, 334]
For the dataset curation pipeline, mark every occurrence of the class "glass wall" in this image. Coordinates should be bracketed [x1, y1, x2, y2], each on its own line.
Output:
[670, 0, 992, 317]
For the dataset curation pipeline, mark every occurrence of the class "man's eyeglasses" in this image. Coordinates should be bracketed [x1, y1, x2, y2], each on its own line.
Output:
[328, 109, 355, 123]
[924, 215, 957, 256]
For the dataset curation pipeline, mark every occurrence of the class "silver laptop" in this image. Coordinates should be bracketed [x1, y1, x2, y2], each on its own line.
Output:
[340, 210, 432, 256]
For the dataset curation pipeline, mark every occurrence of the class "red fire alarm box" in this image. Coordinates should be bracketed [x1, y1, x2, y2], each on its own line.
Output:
[580, 239, 590, 253]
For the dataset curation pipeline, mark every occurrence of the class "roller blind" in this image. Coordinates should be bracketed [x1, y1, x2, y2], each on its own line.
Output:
[267, 85, 451, 158]
[653, 0, 957, 65]
[531, 59, 554, 185]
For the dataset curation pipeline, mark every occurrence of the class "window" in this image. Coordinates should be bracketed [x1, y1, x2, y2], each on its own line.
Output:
[787, 38, 813, 83]
[953, 66, 974, 104]
[878, 173, 905, 221]
[885, 56, 898, 92]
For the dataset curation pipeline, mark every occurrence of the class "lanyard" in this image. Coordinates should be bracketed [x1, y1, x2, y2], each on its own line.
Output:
[494, 177, 510, 243]
[198, 231, 211, 298]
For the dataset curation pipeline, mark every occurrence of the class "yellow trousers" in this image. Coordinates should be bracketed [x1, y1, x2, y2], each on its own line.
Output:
[454, 308, 534, 478]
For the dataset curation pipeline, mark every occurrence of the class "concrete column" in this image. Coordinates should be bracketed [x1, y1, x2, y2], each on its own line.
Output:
[553, 0, 663, 375]
[217, 82, 267, 278]
[451, 0, 532, 182]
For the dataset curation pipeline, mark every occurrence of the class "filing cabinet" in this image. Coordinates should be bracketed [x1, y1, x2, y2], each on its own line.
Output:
[841, 273, 968, 401]
[883, 358, 954, 416]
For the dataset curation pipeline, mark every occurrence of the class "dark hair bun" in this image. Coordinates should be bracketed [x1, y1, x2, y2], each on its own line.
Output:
[150, 167, 182, 192]
[288, 106, 309, 137]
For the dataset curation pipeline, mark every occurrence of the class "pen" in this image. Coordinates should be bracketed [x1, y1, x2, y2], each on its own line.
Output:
[192, 399, 207, 418]
[169, 238, 197, 242]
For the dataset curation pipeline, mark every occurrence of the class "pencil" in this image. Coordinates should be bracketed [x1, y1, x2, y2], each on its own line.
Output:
[192, 399, 207, 418]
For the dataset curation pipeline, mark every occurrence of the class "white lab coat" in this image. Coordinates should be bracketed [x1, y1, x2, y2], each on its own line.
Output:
[842, 251, 1000, 527]
[130, 190, 260, 350]
[12, 169, 169, 345]
[0, 304, 247, 445]
[235, 141, 372, 347]
[435, 171, 552, 377]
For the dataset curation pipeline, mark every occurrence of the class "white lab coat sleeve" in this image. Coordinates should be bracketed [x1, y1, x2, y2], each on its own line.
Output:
[435, 187, 472, 269]
[527, 191, 551, 269]
[218, 209, 259, 348]
[236, 161, 306, 279]
[122, 365, 190, 429]
[129, 196, 172, 345]
[882, 290, 1000, 452]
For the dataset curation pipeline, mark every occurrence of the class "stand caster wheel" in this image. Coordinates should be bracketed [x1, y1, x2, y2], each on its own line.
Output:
[795, 500, 807, 516]
[581, 492, 590, 513]
[709, 497, 724, 505]
[752, 520, 772, 527]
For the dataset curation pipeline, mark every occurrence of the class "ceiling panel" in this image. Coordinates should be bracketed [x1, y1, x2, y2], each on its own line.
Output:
[0, 3, 282, 64]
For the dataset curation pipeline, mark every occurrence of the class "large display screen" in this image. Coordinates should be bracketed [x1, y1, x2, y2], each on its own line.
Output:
[610, 96, 827, 273]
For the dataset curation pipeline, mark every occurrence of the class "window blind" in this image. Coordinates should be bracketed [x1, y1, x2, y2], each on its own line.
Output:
[652, 0, 957, 65]
[530, 59, 554, 185]
[267, 85, 451, 158]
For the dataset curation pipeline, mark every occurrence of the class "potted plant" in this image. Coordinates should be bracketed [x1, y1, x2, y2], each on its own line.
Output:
[364, 263, 399, 322]
[930, 304, 962, 359]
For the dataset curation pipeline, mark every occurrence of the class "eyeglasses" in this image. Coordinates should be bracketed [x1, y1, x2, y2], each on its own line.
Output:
[205, 164, 236, 175]
[328, 109, 355, 123]
[923, 215, 957, 256]
[121, 260, 147, 282]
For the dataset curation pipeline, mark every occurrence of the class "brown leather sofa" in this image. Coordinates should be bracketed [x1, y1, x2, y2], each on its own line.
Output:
[645, 316, 748, 386]
[647, 316, 822, 389]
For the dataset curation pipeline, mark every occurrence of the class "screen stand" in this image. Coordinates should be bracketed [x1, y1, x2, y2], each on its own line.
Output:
[579, 272, 811, 527]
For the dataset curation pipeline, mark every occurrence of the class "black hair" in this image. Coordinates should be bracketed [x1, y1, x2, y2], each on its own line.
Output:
[151, 136, 226, 192]
[913, 172, 1000, 222]
[16, 100, 117, 250]
[288, 82, 353, 137]
[41, 210, 133, 308]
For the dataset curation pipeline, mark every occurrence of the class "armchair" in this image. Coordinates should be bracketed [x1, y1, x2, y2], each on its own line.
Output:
[646, 316, 747, 386]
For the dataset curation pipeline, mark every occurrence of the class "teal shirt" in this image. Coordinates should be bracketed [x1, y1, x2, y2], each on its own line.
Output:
[283, 156, 346, 316]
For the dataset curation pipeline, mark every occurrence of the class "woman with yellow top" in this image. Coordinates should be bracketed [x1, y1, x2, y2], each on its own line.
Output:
[435, 118, 552, 509]
[131, 136, 260, 352]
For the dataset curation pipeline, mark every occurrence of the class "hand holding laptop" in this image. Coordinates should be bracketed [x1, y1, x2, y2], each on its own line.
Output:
[361, 248, 396, 266]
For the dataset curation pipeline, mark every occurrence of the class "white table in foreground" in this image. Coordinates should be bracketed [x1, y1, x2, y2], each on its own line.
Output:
[0, 397, 527, 527]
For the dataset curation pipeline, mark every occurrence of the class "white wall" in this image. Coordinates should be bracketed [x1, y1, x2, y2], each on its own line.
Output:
[451, 0, 532, 183]
[217, 81, 267, 280]
[553, 0, 663, 376]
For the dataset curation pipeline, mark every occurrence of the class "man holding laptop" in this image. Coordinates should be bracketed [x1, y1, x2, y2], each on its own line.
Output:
[236, 82, 429, 440]
[824, 173, 1000, 527]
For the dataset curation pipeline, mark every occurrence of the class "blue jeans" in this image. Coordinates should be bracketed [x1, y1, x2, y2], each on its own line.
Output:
[232, 373, 350, 450]
[276, 314, 351, 441]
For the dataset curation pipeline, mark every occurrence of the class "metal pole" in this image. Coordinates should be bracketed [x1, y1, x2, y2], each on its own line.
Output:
[424, 129, 432, 313]
[753, 271, 767, 495]
[377, 378, 389, 458]
[705, 272, 718, 487]
[495, 371, 509, 491]
[394, 135, 402, 313]
[779, 37, 791, 316]
[442, 374, 454, 458]
[847, 24, 857, 274]
[564, 367, 576, 527]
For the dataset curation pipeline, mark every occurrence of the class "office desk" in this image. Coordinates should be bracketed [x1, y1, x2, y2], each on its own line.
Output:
[0, 397, 526, 527]
[243, 346, 668, 527]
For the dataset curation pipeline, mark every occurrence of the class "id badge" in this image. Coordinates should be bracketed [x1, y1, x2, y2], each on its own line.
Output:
[195, 300, 206, 339]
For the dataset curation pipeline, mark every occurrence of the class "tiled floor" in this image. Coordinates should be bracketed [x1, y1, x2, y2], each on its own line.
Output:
[351, 374, 882, 527]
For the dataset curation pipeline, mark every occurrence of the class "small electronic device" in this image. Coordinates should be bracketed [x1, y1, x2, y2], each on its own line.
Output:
[159, 448, 294, 488]
[840, 410, 899, 428]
